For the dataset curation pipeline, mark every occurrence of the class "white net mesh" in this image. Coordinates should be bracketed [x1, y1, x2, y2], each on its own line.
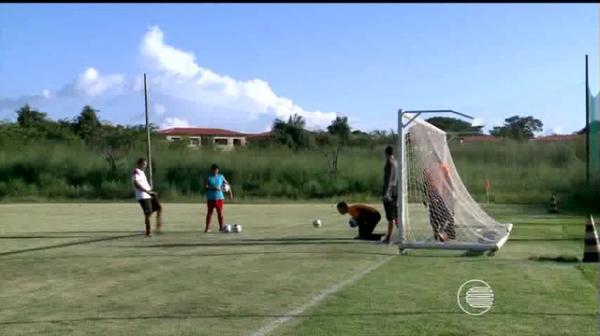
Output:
[399, 114, 511, 249]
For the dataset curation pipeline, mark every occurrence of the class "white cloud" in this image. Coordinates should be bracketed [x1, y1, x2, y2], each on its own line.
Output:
[133, 75, 144, 92]
[471, 117, 484, 127]
[73, 67, 125, 97]
[545, 126, 563, 135]
[140, 26, 337, 129]
[491, 119, 503, 127]
[0, 67, 126, 118]
[141, 26, 201, 78]
[161, 117, 191, 129]
[154, 103, 166, 116]
[0, 26, 339, 132]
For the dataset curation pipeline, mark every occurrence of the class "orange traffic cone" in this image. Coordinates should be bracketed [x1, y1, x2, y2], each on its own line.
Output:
[583, 215, 600, 262]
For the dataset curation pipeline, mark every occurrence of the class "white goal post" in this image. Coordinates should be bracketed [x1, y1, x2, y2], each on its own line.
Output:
[393, 109, 513, 252]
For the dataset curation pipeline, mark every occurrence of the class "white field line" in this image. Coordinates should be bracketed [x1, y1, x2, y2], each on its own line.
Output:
[249, 255, 395, 336]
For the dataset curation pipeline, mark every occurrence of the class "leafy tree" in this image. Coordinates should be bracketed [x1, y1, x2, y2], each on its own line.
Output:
[349, 129, 371, 147]
[426, 116, 483, 134]
[327, 116, 351, 144]
[272, 114, 310, 150]
[320, 116, 352, 178]
[89, 126, 135, 178]
[314, 132, 342, 179]
[490, 115, 543, 141]
[16, 105, 47, 128]
[74, 105, 102, 142]
[369, 129, 397, 146]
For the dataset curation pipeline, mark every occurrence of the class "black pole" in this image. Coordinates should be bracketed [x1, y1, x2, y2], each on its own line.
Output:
[586, 55, 590, 184]
[144, 73, 154, 188]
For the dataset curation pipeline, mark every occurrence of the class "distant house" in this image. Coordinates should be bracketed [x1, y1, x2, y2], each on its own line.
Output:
[529, 134, 583, 142]
[245, 132, 272, 142]
[459, 135, 501, 143]
[459, 134, 583, 144]
[158, 127, 271, 150]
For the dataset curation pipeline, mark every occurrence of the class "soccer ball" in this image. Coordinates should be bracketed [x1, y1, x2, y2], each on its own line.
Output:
[232, 224, 242, 233]
[223, 183, 231, 192]
[349, 218, 358, 228]
[313, 219, 322, 228]
[221, 224, 232, 233]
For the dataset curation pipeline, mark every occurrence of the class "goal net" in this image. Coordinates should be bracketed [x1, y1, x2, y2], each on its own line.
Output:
[394, 112, 512, 251]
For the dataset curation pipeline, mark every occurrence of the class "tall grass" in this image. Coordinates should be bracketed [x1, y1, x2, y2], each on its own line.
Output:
[0, 139, 596, 210]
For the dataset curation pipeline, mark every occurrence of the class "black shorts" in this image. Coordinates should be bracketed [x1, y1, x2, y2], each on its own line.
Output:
[383, 195, 398, 221]
[358, 211, 381, 239]
[138, 197, 162, 216]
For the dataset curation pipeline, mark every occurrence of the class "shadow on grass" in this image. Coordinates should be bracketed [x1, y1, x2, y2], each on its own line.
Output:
[0, 311, 595, 325]
[509, 237, 583, 242]
[1, 250, 399, 260]
[528, 255, 580, 263]
[133, 239, 366, 249]
[0, 235, 100, 239]
[0, 233, 144, 257]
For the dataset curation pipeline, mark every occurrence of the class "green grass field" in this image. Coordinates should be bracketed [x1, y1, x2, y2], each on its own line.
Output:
[0, 203, 598, 335]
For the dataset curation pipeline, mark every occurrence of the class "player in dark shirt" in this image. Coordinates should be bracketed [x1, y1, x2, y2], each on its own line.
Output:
[381, 145, 398, 243]
[337, 202, 384, 241]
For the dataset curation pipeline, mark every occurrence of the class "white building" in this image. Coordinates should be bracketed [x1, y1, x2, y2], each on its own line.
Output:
[158, 127, 270, 150]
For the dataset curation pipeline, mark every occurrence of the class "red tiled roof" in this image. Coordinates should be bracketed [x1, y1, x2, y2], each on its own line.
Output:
[158, 128, 246, 137]
[460, 135, 501, 143]
[246, 132, 272, 140]
[530, 134, 583, 142]
[158, 127, 272, 139]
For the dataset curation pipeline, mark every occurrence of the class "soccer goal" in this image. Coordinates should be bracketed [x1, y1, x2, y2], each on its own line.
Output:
[393, 109, 513, 252]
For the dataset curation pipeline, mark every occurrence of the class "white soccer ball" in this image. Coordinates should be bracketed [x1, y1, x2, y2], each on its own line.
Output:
[313, 219, 322, 228]
[222, 224, 232, 233]
[223, 183, 231, 192]
[232, 224, 242, 233]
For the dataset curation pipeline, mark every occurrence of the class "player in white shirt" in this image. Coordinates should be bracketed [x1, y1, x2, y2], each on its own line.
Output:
[132, 158, 163, 237]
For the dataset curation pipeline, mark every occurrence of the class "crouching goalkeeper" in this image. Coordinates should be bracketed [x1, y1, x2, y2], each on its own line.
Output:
[336, 202, 384, 241]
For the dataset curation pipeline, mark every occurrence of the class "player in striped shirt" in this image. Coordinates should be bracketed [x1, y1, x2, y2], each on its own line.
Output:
[422, 155, 456, 242]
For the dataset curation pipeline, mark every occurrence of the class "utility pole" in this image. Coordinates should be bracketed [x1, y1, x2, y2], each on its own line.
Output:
[144, 73, 154, 188]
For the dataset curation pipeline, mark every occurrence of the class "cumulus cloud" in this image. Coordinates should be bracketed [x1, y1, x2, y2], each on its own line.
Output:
[491, 119, 504, 127]
[133, 75, 144, 92]
[161, 117, 191, 129]
[140, 26, 337, 129]
[0, 94, 46, 111]
[0, 67, 125, 114]
[1, 26, 338, 132]
[471, 117, 484, 127]
[154, 103, 166, 116]
[545, 126, 564, 135]
[68, 67, 125, 97]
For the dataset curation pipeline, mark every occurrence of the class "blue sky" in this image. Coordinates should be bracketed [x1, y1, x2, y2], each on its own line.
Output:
[0, 4, 598, 134]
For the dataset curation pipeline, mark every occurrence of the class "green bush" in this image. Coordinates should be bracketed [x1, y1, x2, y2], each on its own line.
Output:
[0, 138, 597, 211]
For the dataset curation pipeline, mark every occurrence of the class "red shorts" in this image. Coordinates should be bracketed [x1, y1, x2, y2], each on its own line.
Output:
[207, 199, 224, 211]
